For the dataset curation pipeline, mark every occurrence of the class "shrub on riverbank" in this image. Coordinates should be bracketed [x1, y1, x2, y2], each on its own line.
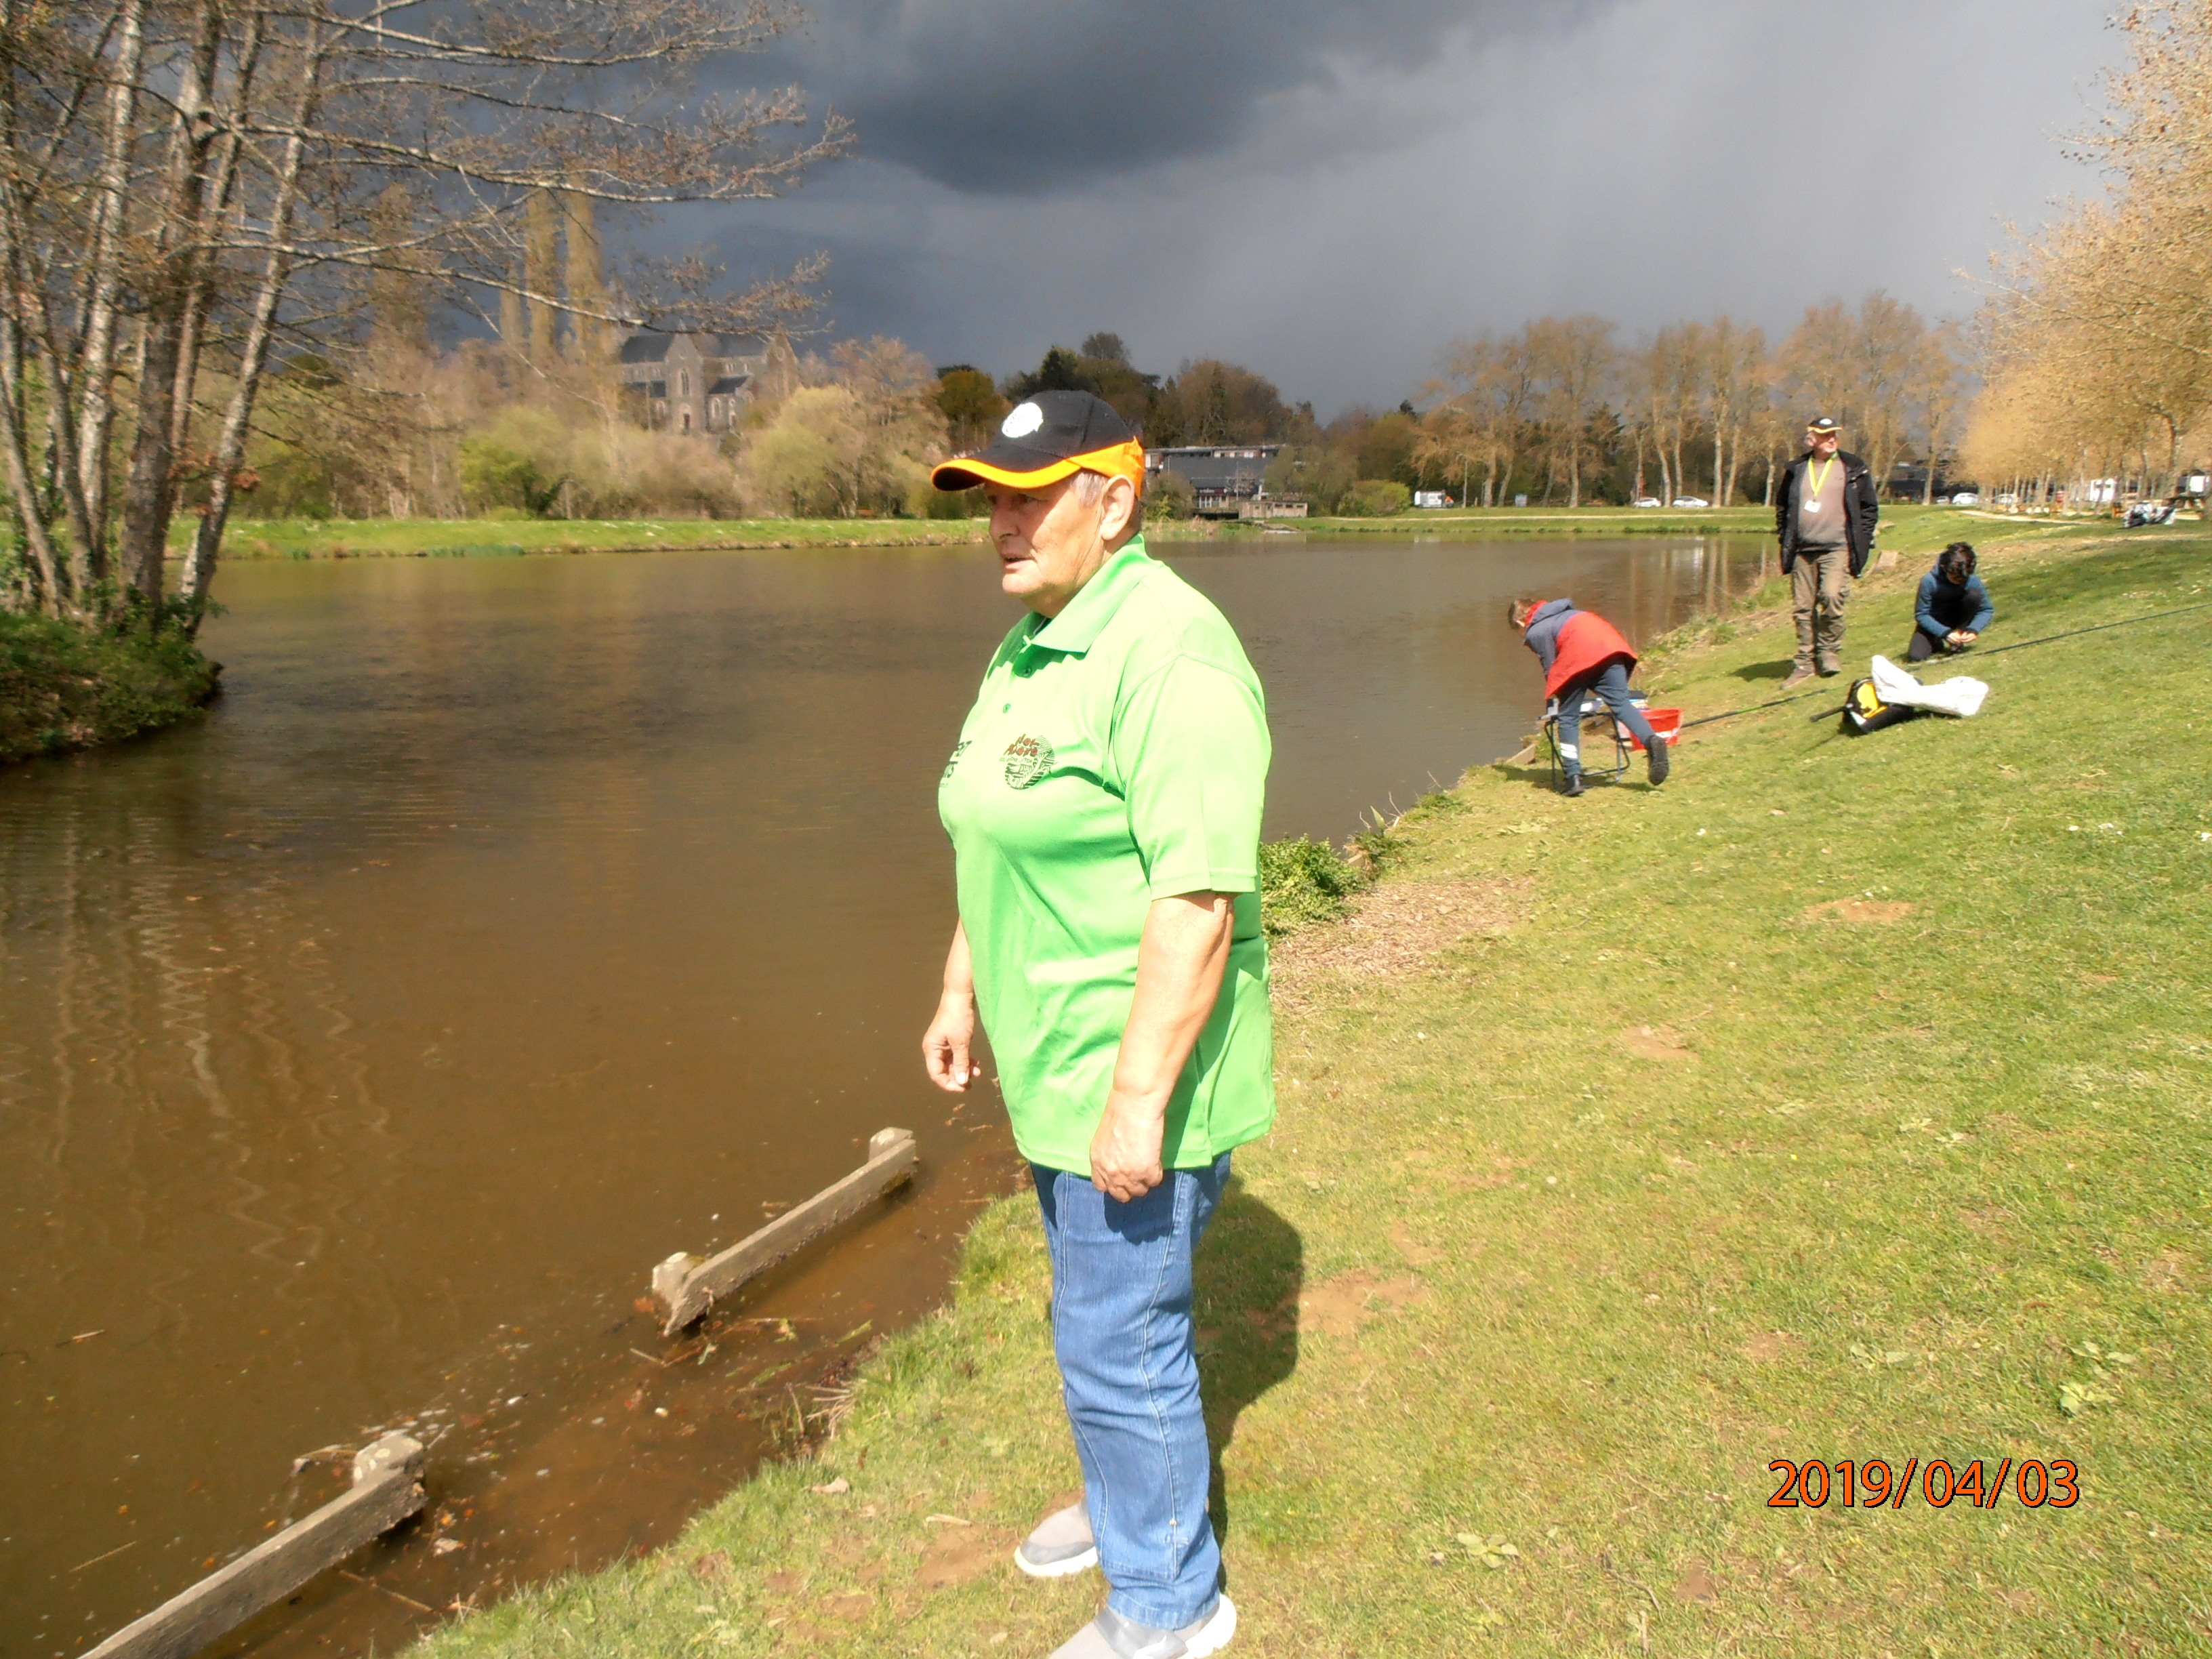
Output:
[1336, 478, 1411, 516]
[0, 614, 219, 763]
[413, 525, 2209, 1658]
[1258, 834, 1369, 937]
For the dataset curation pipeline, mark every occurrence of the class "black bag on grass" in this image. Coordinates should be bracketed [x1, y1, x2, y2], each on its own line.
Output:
[1841, 675, 1914, 735]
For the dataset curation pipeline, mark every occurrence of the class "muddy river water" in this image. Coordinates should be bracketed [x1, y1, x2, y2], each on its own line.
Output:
[1, 533, 1766, 1654]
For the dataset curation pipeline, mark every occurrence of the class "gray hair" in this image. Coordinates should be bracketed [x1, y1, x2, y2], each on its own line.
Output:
[1072, 467, 1144, 533]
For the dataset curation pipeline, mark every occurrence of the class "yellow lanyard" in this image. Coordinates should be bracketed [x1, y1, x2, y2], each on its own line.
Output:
[1806, 457, 1836, 501]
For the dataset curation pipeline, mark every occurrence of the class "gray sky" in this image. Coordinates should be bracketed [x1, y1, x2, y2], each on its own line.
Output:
[689, 0, 2122, 415]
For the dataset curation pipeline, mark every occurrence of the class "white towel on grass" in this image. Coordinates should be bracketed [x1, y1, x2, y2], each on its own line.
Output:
[1869, 654, 1989, 718]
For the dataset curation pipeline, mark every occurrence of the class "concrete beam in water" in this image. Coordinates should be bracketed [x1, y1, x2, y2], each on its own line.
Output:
[85, 1433, 427, 1659]
[653, 1127, 918, 1334]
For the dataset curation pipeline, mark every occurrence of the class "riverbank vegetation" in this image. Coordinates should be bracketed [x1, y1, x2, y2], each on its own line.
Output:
[413, 525, 2207, 1657]
[0, 0, 844, 623]
[0, 611, 219, 763]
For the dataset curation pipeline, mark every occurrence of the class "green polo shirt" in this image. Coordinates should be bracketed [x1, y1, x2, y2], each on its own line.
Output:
[939, 537, 1275, 1176]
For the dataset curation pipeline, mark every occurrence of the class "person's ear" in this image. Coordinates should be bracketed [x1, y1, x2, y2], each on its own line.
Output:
[1098, 474, 1138, 544]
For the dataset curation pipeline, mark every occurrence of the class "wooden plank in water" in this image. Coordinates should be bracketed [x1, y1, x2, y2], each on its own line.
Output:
[653, 1128, 918, 1334]
[85, 1433, 426, 1659]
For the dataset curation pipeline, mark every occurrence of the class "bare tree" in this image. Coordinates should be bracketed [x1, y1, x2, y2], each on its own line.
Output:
[1913, 320, 1971, 502]
[1637, 324, 1704, 504]
[1700, 316, 1767, 507]
[1435, 330, 1538, 506]
[1526, 314, 1615, 507]
[1969, 5, 2212, 505]
[1, 0, 849, 621]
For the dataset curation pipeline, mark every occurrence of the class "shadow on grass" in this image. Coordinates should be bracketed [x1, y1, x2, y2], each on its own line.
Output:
[1732, 657, 1797, 682]
[1193, 1179, 1301, 1560]
[1490, 762, 1560, 792]
[1492, 760, 1659, 796]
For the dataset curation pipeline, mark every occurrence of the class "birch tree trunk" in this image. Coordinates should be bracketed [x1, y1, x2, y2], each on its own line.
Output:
[181, 32, 331, 618]
[73, 0, 148, 569]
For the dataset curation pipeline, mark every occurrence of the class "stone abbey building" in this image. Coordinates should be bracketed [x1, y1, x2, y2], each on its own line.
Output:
[616, 331, 767, 435]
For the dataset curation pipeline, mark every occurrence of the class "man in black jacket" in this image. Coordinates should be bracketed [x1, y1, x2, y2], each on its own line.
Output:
[1774, 415, 1880, 689]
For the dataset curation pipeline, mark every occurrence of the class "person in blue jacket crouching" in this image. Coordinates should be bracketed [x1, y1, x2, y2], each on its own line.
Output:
[1906, 541, 1993, 663]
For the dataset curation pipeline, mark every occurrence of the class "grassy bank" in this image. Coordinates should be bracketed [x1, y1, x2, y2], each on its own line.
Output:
[415, 527, 2209, 1657]
[0, 613, 220, 764]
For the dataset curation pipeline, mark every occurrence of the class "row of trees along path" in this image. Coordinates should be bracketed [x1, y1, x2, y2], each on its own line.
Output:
[1420, 297, 1969, 510]
[0, 0, 848, 625]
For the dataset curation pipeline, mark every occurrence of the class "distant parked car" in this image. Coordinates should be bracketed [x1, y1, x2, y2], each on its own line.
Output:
[1670, 496, 1709, 508]
[1633, 496, 1663, 508]
[1950, 491, 1980, 506]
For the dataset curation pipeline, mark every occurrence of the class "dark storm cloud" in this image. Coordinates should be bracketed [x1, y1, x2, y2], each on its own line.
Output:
[779, 0, 1616, 193]
[686, 0, 2125, 411]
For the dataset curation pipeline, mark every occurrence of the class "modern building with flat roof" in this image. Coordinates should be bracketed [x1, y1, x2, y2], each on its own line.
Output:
[1147, 444, 1284, 516]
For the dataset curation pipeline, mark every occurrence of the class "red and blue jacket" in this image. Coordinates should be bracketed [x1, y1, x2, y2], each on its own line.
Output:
[1520, 598, 1637, 698]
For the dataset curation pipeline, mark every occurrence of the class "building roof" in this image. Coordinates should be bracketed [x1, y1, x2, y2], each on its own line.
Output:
[1152, 447, 1275, 491]
[1147, 445, 1281, 461]
[707, 375, 750, 397]
[617, 329, 769, 365]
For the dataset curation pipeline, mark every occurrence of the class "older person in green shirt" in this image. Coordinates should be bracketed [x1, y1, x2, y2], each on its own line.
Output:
[923, 391, 1271, 1659]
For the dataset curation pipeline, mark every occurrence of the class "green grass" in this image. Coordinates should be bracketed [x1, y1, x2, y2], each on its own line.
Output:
[199, 516, 989, 559]
[0, 613, 220, 763]
[415, 529, 2211, 1656]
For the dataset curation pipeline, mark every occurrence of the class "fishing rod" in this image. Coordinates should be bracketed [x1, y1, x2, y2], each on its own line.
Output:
[1666, 598, 2212, 733]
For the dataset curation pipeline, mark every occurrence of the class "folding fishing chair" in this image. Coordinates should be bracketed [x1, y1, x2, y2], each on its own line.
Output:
[1542, 687, 1635, 789]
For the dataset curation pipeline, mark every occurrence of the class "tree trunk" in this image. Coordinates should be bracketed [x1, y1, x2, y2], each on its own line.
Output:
[183, 29, 329, 621]
[117, 1, 233, 605]
[525, 190, 559, 373]
[562, 186, 605, 363]
[74, 0, 150, 572]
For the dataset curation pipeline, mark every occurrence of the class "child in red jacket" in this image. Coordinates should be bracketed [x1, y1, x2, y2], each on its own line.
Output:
[1511, 597, 1670, 796]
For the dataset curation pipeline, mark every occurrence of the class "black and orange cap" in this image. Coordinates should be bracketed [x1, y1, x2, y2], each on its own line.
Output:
[932, 390, 1145, 493]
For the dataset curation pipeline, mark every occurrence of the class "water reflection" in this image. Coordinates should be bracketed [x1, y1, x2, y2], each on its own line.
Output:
[0, 534, 1765, 1650]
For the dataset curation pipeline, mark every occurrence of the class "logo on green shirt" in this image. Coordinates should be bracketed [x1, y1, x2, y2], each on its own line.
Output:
[1002, 735, 1055, 788]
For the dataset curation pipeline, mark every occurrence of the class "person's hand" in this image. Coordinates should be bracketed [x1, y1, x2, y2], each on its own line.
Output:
[922, 994, 981, 1093]
[1958, 630, 1977, 644]
[1088, 1097, 1166, 1202]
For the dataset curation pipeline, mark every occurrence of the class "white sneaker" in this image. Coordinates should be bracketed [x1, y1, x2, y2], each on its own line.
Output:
[1013, 1502, 1098, 1578]
[1048, 1596, 1235, 1659]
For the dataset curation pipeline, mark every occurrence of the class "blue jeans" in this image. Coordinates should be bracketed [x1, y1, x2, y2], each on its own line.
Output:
[1033, 1156, 1230, 1629]
[1554, 661, 1656, 779]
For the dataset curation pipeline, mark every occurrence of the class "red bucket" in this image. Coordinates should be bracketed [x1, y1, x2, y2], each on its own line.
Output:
[1628, 708, 1682, 752]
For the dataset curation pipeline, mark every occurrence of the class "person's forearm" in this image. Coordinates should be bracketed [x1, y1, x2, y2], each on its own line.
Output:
[1107, 894, 1234, 1119]
[940, 920, 974, 1005]
[922, 922, 980, 1093]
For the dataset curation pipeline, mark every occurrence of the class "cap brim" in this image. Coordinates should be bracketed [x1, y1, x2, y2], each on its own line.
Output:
[930, 453, 1083, 492]
[930, 438, 1141, 494]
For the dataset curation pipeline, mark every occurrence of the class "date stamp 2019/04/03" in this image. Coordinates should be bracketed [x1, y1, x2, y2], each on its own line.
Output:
[1769, 1458, 2078, 1510]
